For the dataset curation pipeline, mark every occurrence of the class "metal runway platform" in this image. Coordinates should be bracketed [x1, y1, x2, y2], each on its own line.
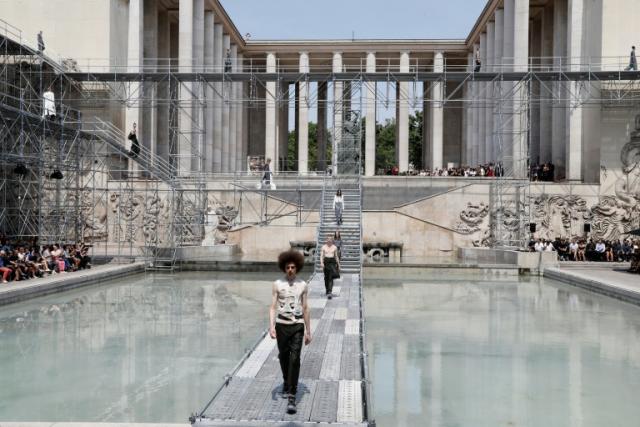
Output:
[191, 273, 369, 426]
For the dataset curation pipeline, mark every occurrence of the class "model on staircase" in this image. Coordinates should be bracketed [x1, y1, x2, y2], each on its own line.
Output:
[320, 236, 340, 299]
[333, 189, 344, 225]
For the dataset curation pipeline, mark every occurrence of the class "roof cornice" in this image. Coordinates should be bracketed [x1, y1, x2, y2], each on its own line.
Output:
[465, 0, 501, 47]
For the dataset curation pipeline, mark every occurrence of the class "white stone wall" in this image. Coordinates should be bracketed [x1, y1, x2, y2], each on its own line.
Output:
[600, 0, 640, 66]
[0, 0, 112, 68]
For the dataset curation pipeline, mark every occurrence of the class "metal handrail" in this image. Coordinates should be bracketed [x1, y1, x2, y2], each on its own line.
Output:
[314, 171, 330, 272]
[31, 55, 640, 74]
[86, 117, 177, 186]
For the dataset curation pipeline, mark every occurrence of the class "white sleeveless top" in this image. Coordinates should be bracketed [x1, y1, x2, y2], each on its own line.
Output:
[274, 278, 308, 325]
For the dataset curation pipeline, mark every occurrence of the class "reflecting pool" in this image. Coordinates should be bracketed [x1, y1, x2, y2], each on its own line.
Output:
[365, 276, 640, 427]
[0, 271, 274, 422]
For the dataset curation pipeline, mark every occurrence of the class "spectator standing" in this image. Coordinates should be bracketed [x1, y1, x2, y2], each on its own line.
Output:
[625, 46, 637, 71]
[37, 30, 45, 53]
[224, 49, 232, 72]
[261, 158, 272, 188]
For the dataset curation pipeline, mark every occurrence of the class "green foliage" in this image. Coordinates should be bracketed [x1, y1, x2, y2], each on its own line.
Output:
[410, 110, 423, 170]
[286, 122, 332, 171]
[288, 111, 423, 173]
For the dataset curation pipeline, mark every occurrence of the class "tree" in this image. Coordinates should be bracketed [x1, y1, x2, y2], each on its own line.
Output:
[376, 118, 396, 173]
[288, 111, 422, 174]
[409, 110, 423, 170]
[287, 122, 331, 171]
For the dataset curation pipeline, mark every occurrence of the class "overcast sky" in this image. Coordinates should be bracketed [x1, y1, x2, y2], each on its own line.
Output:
[219, 0, 488, 40]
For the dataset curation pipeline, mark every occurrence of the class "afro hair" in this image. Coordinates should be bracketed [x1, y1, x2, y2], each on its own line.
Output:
[277, 249, 305, 273]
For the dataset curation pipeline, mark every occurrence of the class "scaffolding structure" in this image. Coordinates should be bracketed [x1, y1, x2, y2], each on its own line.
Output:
[3, 15, 640, 259]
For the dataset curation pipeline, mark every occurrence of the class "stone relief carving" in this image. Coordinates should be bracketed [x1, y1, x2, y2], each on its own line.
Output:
[454, 202, 489, 235]
[77, 190, 108, 241]
[454, 202, 491, 247]
[533, 195, 590, 239]
[142, 193, 170, 244]
[454, 115, 640, 245]
[109, 191, 144, 243]
[590, 115, 640, 240]
[202, 193, 239, 245]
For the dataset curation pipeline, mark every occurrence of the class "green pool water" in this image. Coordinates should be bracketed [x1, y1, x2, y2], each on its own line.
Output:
[0, 271, 274, 422]
[365, 276, 640, 427]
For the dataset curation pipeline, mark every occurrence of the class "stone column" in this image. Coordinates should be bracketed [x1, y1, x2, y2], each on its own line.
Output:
[478, 32, 487, 165]
[192, 0, 204, 173]
[317, 81, 327, 171]
[332, 52, 343, 173]
[530, 17, 542, 166]
[501, 0, 515, 172]
[397, 51, 410, 172]
[552, 0, 567, 179]
[229, 44, 238, 173]
[343, 81, 352, 121]
[429, 51, 444, 170]
[265, 52, 278, 170]
[471, 42, 480, 165]
[126, 0, 143, 174]
[142, 0, 157, 166]
[242, 74, 249, 172]
[494, 9, 505, 72]
[494, 9, 504, 165]
[278, 82, 289, 171]
[486, 22, 495, 163]
[539, 4, 554, 164]
[512, 0, 530, 179]
[203, 11, 214, 173]
[236, 53, 244, 172]
[298, 52, 310, 174]
[566, 0, 583, 181]
[365, 52, 376, 176]
[212, 23, 223, 172]
[178, 0, 193, 176]
[156, 7, 170, 161]
[463, 52, 473, 165]
[221, 34, 231, 172]
[422, 82, 431, 170]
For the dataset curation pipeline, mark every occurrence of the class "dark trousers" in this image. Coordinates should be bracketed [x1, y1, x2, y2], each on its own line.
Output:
[323, 257, 336, 295]
[276, 322, 304, 394]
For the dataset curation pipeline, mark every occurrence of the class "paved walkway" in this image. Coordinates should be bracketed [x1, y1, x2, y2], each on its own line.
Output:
[194, 273, 367, 426]
[0, 262, 144, 306]
[545, 263, 640, 305]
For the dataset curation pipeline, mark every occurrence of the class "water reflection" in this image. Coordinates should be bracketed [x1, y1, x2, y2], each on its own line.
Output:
[0, 272, 274, 422]
[365, 277, 640, 427]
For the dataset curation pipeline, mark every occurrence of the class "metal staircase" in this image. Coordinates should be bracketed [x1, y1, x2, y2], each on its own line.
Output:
[314, 176, 363, 274]
[86, 117, 177, 185]
[313, 78, 365, 275]
[86, 117, 183, 271]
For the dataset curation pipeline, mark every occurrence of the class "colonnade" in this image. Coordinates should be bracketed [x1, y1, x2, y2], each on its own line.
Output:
[126, 0, 247, 176]
[264, 51, 447, 175]
[125, 0, 591, 180]
[464, 0, 585, 180]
